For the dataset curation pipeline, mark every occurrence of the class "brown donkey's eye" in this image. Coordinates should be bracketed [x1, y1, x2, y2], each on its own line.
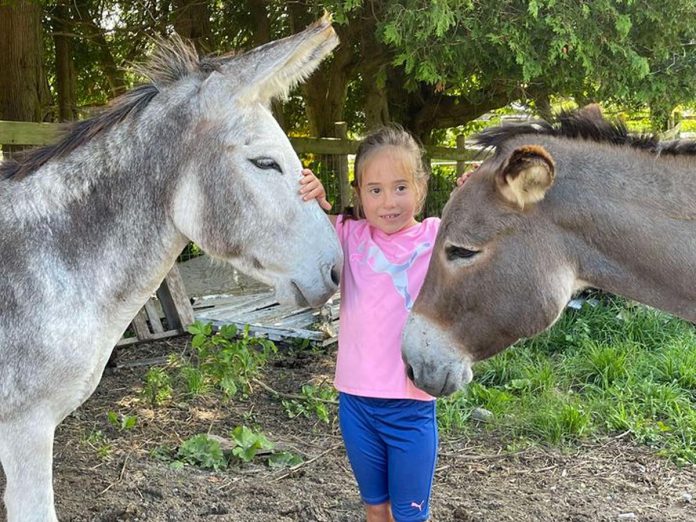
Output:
[445, 245, 479, 261]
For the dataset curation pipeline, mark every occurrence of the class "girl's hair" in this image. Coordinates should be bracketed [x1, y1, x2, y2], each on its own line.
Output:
[342, 124, 429, 220]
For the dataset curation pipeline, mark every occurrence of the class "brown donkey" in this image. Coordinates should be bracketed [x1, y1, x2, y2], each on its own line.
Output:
[402, 105, 696, 396]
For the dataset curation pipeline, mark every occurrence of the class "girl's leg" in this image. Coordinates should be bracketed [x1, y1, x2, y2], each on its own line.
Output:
[339, 394, 391, 515]
[381, 400, 438, 522]
[366, 501, 394, 522]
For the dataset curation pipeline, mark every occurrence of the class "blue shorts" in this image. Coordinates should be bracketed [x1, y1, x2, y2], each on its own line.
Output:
[338, 393, 438, 522]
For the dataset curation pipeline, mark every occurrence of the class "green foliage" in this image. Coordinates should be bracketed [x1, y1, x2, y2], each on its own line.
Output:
[177, 434, 227, 471]
[106, 411, 138, 431]
[169, 427, 303, 471]
[142, 367, 173, 406]
[24, 0, 696, 140]
[140, 322, 275, 408]
[229, 425, 274, 462]
[281, 383, 338, 423]
[84, 430, 112, 459]
[182, 322, 277, 399]
[268, 451, 303, 469]
[440, 298, 696, 463]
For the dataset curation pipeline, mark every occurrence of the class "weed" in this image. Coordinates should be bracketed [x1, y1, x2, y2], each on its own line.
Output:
[181, 322, 277, 399]
[84, 429, 112, 459]
[142, 367, 173, 406]
[229, 425, 274, 462]
[268, 451, 303, 469]
[177, 434, 227, 471]
[282, 383, 337, 423]
[106, 411, 138, 431]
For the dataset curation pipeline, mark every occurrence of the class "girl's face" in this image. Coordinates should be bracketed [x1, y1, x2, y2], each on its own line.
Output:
[357, 148, 420, 235]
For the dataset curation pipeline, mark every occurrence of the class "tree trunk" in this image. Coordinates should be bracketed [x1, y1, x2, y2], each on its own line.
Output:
[0, 0, 50, 123]
[73, 0, 126, 97]
[363, 65, 390, 130]
[301, 21, 358, 137]
[172, 0, 214, 53]
[247, 0, 286, 128]
[302, 64, 351, 137]
[52, 0, 78, 121]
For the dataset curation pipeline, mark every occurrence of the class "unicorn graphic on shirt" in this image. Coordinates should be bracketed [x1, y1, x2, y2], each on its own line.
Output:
[365, 241, 431, 310]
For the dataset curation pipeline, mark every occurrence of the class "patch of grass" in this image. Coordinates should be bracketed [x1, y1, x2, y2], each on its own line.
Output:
[442, 298, 696, 463]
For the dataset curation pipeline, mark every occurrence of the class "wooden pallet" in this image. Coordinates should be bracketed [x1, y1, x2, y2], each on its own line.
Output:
[118, 261, 339, 347]
[117, 264, 195, 346]
[192, 291, 340, 346]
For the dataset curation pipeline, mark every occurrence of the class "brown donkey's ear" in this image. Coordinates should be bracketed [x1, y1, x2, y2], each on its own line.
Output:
[496, 145, 555, 210]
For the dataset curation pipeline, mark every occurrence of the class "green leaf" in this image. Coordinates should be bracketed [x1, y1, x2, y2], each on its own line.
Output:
[268, 451, 303, 469]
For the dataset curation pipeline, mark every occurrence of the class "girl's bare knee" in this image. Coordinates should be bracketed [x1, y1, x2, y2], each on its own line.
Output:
[365, 501, 393, 522]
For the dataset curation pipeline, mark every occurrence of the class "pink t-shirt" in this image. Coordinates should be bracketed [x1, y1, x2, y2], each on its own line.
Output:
[334, 215, 440, 401]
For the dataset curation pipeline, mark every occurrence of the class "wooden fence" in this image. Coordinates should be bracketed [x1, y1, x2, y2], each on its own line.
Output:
[0, 119, 485, 216]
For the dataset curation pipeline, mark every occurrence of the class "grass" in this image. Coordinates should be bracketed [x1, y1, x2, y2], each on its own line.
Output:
[436, 295, 696, 464]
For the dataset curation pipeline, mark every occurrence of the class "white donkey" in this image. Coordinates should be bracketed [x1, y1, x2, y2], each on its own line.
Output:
[0, 16, 342, 521]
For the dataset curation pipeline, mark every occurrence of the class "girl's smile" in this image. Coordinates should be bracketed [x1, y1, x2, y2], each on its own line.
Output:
[359, 148, 419, 235]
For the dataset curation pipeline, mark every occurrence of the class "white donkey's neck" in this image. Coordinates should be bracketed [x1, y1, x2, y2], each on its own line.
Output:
[8, 135, 189, 343]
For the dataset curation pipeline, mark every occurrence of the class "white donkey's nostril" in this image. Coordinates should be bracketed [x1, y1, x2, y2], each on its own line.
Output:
[330, 265, 340, 286]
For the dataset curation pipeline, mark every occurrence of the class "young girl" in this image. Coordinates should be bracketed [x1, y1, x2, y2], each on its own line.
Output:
[300, 125, 440, 522]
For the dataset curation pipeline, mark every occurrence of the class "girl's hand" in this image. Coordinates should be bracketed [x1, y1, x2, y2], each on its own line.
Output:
[455, 162, 481, 187]
[300, 168, 332, 211]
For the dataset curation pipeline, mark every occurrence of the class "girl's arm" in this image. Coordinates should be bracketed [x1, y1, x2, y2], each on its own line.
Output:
[299, 168, 337, 225]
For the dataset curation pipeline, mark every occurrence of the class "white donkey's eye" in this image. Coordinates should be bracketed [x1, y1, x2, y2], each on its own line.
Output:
[250, 157, 282, 173]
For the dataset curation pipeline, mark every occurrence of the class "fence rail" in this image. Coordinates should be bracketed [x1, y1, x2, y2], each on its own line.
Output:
[0, 120, 482, 160]
[0, 119, 488, 217]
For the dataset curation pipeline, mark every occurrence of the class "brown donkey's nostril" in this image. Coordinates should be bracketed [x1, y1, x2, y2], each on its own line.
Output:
[330, 265, 340, 286]
[406, 364, 415, 381]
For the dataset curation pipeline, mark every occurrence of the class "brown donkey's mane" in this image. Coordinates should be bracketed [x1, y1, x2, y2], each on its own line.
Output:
[0, 37, 230, 181]
[474, 108, 696, 157]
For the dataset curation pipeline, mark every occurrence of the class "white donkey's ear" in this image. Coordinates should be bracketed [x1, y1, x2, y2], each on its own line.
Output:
[496, 145, 555, 210]
[217, 13, 338, 106]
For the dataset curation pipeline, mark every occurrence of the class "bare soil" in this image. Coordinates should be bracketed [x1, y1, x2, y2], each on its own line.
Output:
[3, 336, 696, 522]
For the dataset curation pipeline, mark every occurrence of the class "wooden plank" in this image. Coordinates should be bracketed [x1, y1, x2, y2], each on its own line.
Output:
[144, 299, 165, 334]
[192, 292, 275, 312]
[273, 310, 320, 329]
[0, 120, 61, 146]
[191, 294, 242, 309]
[194, 294, 278, 319]
[156, 264, 195, 330]
[131, 308, 153, 340]
[223, 302, 307, 325]
[0, 120, 486, 162]
[116, 329, 181, 346]
[206, 319, 326, 342]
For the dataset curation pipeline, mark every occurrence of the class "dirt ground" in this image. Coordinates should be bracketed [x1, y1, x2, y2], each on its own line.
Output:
[3, 336, 696, 522]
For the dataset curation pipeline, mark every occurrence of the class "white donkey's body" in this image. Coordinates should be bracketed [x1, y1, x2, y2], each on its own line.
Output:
[0, 17, 342, 521]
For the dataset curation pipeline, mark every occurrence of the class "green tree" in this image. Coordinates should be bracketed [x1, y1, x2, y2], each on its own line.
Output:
[5, 0, 696, 137]
[374, 0, 696, 137]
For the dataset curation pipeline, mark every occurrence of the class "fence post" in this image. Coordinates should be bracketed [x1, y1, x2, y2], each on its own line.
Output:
[456, 134, 467, 176]
[334, 121, 351, 211]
